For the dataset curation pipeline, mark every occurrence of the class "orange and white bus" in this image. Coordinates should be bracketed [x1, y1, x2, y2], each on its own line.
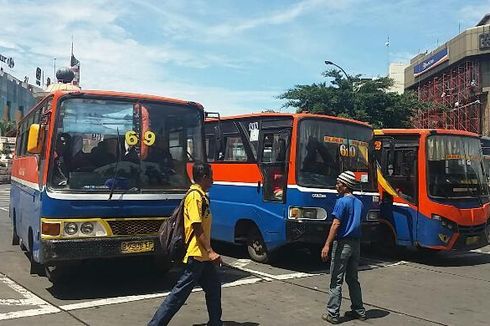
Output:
[375, 129, 490, 250]
[10, 87, 205, 282]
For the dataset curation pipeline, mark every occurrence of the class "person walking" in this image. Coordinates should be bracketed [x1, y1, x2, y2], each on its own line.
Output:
[148, 162, 223, 326]
[321, 171, 366, 324]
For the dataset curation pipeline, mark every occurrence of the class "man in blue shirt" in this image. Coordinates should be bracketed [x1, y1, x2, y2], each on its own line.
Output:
[321, 171, 366, 324]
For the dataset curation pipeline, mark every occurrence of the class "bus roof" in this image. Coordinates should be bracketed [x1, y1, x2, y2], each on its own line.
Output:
[375, 128, 480, 138]
[37, 89, 204, 110]
[207, 112, 371, 128]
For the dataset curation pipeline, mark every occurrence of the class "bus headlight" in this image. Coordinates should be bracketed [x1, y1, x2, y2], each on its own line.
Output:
[64, 222, 78, 235]
[432, 214, 457, 231]
[289, 207, 327, 220]
[80, 222, 95, 235]
[366, 210, 380, 221]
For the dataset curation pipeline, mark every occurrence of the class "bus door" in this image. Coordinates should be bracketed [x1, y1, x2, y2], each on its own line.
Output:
[378, 137, 419, 246]
[258, 125, 291, 203]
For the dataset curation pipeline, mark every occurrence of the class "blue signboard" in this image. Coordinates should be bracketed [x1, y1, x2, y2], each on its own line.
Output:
[414, 48, 449, 77]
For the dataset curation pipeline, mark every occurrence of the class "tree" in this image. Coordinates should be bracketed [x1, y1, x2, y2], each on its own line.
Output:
[278, 69, 427, 128]
[0, 120, 16, 137]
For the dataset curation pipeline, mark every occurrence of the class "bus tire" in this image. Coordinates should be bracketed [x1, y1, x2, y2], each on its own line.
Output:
[11, 214, 19, 246]
[28, 229, 44, 275]
[45, 265, 67, 284]
[247, 227, 269, 263]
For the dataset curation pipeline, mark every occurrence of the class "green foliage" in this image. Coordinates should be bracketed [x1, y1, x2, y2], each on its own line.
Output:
[278, 69, 429, 128]
[0, 120, 16, 137]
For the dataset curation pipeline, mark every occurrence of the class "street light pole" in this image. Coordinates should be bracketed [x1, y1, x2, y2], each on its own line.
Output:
[324, 60, 350, 81]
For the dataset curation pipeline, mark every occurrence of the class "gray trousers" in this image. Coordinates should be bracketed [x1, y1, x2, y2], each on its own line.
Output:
[327, 238, 365, 318]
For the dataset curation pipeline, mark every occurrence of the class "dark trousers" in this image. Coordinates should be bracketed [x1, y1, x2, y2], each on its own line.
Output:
[148, 258, 222, 326]
[327, 238, 365, 318]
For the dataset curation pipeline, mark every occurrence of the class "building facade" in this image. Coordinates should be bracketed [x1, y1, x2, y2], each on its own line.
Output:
[405, 15, 490, 135]
[0, 69, 42, 132]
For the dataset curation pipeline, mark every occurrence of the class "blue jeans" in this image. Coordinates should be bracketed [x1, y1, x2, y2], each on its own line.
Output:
[327, 238, 365, 318]
[148, 258, 222, 326]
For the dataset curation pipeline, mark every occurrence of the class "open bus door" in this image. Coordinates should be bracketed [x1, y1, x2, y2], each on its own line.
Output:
[375, 136, 419, 247]
[258, 127, 291, 203]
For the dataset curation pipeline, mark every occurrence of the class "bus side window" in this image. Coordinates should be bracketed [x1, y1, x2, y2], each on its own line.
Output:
[224, 136, 247, 162]
[205, 135, 215, 162]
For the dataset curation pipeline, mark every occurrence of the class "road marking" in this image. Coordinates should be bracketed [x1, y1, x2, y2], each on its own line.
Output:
[60, 277, 264, 311]
[227, 258, 406, 281]
[0, 273, 60, 321]
[0, 207, 8, 211]
[227, 259, 324, 281]
[470, 249, 490, 255]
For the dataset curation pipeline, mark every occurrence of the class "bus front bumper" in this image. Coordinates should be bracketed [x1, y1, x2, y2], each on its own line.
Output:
[286, 220, 383, 245]
[41, 235, 162, 264]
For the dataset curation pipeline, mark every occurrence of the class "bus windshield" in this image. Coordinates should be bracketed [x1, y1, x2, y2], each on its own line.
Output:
[427, 135, 488, 198]
[49, 97, 203, 192]
[297, 119, 374, 190]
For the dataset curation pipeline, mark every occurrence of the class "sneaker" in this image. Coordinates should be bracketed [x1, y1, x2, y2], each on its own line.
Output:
[345, 310, 367, 321]
[321, 313, 340, 324]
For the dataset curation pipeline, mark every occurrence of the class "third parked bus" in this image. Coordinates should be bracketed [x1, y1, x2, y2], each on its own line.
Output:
[375, 129, 490, 250]
[205, 113, 381, 262]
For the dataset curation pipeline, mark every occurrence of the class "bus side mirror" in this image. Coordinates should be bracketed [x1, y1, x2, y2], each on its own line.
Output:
[27, 124, 42, 154]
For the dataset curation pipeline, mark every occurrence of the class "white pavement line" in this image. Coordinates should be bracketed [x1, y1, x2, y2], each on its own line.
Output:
[226, 260, 324, 281]
[359, 260, 407, 271]
[470, 249, 490, 255]
[0, 273, 60, 321]
[0, 299, 33, 306]
[0, 207, 8, 211]
[60, 277, 264, 311]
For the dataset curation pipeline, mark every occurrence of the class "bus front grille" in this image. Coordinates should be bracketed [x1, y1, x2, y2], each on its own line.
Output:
[107, 220, 165, 236]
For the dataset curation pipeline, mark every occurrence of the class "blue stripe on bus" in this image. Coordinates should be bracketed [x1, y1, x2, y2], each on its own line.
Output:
[209, 184, 377, 251]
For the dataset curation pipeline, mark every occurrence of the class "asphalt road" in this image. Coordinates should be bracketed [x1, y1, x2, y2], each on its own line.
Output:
[0, 184, 489, 325]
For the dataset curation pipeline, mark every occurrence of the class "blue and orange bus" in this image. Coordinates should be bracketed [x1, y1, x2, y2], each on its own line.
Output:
[205, 113, 381, 262]
[10, 87, 205, 281]
[375, 129, 490, 250]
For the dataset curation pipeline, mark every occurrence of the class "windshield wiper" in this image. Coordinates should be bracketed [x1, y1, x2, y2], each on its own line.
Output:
[108, 127, 121, 201]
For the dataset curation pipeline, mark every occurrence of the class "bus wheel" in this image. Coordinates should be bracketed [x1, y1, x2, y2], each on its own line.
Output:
[247, 227, 269, 263]
[45, 265, 67, 284]
[11, 217, 19, 246]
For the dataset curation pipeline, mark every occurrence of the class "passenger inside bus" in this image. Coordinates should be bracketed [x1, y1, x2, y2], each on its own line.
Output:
[143, 135, 175, 185]
[91, 138, 118, 168]
[301, 137, 336, 176]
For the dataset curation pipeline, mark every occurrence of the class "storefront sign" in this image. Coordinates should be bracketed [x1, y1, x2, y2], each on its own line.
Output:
[480, 32, 490, 50]
[414, 48, 448, 77]
[0, 54, 14, 68]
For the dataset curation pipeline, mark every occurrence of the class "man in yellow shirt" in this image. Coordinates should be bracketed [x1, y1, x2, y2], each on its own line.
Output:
[148, 163, 223, 326]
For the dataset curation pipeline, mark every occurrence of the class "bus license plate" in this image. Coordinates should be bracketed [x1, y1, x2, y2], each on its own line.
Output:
[121, 240, 154, 254]
[465, 236, 480, 246]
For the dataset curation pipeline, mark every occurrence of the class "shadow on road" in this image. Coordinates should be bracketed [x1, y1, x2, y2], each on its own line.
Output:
[47, 256, 254, 300]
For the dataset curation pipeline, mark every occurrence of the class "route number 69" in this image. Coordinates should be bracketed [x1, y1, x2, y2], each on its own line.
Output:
[125, 130, 156, 146]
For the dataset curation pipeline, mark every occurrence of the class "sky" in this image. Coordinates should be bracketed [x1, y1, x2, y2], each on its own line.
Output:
[0, 0, 489, 115]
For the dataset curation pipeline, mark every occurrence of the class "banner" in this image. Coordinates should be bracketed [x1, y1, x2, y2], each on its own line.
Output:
[0, 54, 14, 68]
[414, 48, 448, 77]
